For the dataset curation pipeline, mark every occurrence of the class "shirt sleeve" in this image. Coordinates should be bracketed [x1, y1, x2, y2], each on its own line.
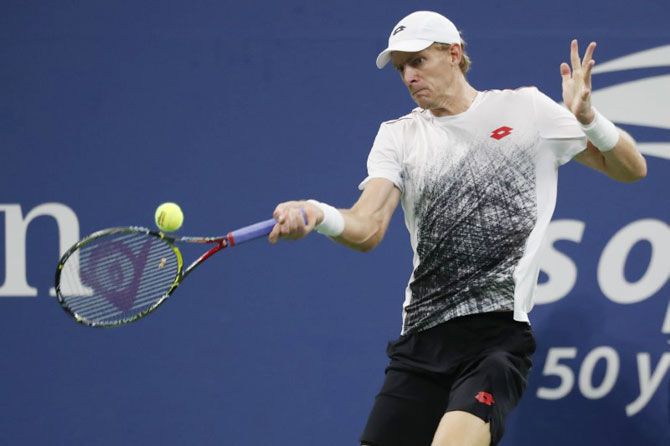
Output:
[358, 122, 404, 192]
[531, 87, 587, 165]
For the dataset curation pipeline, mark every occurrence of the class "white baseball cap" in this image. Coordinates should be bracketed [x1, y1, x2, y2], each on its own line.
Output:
[376, 11, 462, 69]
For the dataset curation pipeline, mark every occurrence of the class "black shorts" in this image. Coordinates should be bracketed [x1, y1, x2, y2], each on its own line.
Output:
[360, 312, 536, 446]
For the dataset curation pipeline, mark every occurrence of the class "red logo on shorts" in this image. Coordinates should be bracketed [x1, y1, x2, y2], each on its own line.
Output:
[490, 126, 513, 140]
[475, 391, 495, 406]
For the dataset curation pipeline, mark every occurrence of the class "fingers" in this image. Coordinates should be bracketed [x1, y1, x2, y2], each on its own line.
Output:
[582, 41, 596, 67]
[560, 62, 571, 82]
[583, 58, 595, 91]
[570, 39, 581, 70]
[564, 39, 597, 89]
[568, 39, 597, 71]
[269, 201, 312, 243]
[268, 223, 280, 244]
[562, 38, 597, 121]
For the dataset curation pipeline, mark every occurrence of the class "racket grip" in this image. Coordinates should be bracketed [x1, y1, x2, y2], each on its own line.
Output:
[229, 210, 308, 245]
[229, 218, 277, 245]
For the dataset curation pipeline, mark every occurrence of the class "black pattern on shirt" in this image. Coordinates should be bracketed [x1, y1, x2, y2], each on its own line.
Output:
[404, 139, 537, 334]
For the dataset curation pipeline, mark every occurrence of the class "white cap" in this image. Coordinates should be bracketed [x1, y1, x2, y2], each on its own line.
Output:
[376, 11, 461, 69]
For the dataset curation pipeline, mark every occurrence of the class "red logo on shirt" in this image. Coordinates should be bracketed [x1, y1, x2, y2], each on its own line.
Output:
[490, 126, 513, 140]
[475, 391, 495, 406]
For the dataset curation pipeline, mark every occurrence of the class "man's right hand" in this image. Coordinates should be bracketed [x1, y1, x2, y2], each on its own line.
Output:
[268, 200, 324, 244]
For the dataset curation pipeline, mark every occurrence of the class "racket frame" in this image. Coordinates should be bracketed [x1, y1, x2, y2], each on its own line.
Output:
[55, 218, 277, 327]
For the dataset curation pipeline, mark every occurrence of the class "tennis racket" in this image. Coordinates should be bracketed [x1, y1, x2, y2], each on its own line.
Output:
[55, 217, 279, 327]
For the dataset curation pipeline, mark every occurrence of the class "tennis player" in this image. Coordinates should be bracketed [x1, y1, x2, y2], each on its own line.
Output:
[269, 11, 646, 446]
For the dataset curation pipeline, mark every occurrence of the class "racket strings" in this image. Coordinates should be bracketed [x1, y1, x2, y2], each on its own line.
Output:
[58, 232, 180, 325]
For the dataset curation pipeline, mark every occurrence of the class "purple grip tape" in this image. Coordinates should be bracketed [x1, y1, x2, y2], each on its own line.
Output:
[229, 210, 308, 246]
[229, 218, 277, 245]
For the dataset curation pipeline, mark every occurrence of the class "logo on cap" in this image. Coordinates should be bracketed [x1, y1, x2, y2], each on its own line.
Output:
[392, 25, 406, 36]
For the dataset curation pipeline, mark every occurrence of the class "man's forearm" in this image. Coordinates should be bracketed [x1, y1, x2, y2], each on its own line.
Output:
[332, 208, 390, 252]
[599, 129, 647, 182]
[330, 181, 402, 252]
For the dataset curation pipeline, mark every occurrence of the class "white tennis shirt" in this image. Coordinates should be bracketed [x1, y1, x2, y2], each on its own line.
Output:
[359, 87, 586, 335]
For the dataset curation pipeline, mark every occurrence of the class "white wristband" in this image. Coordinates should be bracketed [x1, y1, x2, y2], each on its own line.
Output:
[580, 108, 619, 152]
[307, 199, 345, 237]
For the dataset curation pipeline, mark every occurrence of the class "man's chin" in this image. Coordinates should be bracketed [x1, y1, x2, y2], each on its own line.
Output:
[411, 92, 430, 109]
[413, 100, 431, 110]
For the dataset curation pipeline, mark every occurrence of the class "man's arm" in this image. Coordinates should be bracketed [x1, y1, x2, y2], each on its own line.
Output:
[561, 39, 647, 182]
[573, 133, 647, 182]
[269, 178, 401, 252]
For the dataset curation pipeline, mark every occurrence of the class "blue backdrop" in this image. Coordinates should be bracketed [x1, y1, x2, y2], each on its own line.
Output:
[2, 1, 669, 445]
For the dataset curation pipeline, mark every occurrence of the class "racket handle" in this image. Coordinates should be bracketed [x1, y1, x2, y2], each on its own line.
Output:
[229, 218, 276, 245]
[229, 209, 308, 246]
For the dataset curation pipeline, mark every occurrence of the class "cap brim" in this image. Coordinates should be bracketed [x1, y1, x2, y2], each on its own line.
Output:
[375, 39, 435, 69]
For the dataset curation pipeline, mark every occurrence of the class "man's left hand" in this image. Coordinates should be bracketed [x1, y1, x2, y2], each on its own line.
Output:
[561, 39, 596, 125]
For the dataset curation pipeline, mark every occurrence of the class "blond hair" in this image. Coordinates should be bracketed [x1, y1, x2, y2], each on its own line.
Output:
[434, 41, 471, 74]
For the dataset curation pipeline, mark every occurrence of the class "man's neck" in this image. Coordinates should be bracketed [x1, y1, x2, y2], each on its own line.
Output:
[429, 82, 479, 117]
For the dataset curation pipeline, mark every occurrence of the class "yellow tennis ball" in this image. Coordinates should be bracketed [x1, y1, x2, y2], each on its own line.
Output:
[154, 202, 183, 232]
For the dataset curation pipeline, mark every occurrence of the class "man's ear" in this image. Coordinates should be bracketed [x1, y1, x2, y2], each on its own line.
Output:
[450, 43, 463, 66]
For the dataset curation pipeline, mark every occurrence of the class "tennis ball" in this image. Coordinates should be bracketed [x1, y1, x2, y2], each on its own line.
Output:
[155, 202, 183, 232]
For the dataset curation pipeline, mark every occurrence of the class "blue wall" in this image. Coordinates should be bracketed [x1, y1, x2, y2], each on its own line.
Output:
[2, 1, 669, 444]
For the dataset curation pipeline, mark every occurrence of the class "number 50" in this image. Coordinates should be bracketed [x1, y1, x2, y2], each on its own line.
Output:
[536, 347, 620, 400]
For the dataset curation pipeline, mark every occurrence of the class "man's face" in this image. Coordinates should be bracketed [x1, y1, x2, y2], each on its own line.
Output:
[390, 45, 456, 110]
